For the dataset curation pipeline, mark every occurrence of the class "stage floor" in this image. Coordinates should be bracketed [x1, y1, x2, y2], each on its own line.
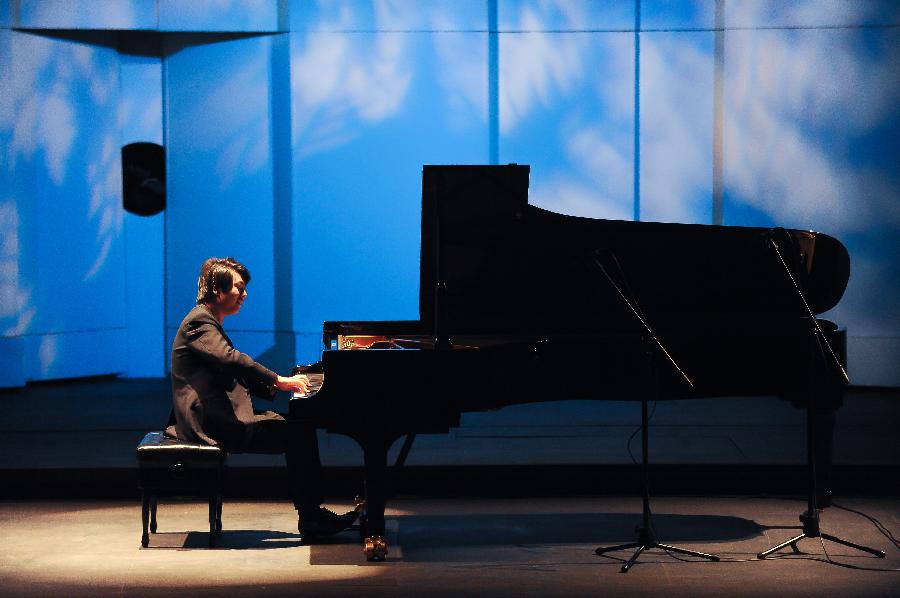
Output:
[0, 496, 897, 597]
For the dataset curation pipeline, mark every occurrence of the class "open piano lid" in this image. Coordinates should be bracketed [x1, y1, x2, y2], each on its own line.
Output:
[418, 165, 850, 337]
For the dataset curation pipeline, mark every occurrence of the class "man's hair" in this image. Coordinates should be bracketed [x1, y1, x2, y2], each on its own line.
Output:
[196, 257, 251, 304]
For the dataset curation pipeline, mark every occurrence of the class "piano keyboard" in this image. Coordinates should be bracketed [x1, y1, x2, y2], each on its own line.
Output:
[292, 372, 324, 399]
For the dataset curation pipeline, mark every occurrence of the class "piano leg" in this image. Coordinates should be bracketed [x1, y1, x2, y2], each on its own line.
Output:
[361, 437, 390, 562]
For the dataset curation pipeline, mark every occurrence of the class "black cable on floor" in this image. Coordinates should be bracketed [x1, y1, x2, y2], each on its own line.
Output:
[831, 501, 900, 551]
[645, 499, 900, 570]
[799, 501, 900, 572]
[625, 400, 657, 465]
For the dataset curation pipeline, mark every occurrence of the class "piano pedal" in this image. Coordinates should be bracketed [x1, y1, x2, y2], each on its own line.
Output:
[364, 535, 388, 562]
[354, 495, 369, 542]
[353, 495, 367, 513]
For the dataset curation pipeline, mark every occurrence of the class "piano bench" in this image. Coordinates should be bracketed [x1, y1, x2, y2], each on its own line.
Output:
[136, 431, 227, 548]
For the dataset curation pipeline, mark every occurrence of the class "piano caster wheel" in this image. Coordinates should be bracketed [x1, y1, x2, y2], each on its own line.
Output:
[364, 536, 388, 562]
[150, 522, 157, 534]
[141, 533, 149, 548]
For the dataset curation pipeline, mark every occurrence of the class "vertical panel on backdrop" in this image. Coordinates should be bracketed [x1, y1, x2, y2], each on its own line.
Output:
[288, 2, 489, 362]
[5, 30, 126, 382]
[721, 4, 900, 386]
[120, 33, 166, 377]
[164, 33, 293, 372]
[0, 25, 24, 387]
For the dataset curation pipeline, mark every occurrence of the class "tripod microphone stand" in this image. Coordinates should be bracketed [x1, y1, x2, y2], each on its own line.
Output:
[588, 250, 720, 572]
[756, 229, 884, 560]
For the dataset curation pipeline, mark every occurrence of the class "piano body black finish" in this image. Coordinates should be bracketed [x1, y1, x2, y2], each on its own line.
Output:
[290, 165, 851, 559]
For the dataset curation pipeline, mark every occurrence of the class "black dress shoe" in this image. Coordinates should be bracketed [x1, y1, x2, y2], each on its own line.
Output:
[298, 507, 358, 539]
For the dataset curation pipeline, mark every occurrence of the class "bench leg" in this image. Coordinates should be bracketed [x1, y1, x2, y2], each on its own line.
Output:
[150, 497, 158, 533]
[208, 497, 217, 547]
[141, 493, 150, 548]
[215, 495, 223, 533]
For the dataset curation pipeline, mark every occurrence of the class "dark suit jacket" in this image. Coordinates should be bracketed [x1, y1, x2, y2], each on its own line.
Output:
[168, 304, 279, 450]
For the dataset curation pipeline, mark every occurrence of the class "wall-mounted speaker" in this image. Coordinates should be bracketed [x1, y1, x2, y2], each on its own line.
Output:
[122, 142, 166, 216]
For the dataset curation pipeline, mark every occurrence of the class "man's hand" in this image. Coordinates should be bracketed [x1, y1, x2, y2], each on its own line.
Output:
[276, 374, 310, 394]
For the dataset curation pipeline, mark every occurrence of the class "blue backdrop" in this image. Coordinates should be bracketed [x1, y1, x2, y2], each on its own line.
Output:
[2, 0, 899, 387]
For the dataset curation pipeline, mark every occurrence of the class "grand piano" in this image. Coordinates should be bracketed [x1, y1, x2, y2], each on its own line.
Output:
[290, 164, 850, 561]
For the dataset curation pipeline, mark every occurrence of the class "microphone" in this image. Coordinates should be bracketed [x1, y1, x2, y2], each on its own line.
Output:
[587, 247, 612, 261]
[761, 226, 787, 249]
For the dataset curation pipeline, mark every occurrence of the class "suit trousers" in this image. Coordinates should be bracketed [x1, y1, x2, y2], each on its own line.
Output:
[240, 411, 324, 512]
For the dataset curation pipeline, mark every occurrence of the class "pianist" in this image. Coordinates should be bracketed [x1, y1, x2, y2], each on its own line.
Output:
[166, 256, 356, 539]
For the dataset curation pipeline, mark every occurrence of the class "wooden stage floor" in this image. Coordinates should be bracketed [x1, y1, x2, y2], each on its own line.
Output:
[0, 496, 898, 597]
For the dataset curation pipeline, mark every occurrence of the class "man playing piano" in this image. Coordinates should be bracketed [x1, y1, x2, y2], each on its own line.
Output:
[166, 256, 356, 539]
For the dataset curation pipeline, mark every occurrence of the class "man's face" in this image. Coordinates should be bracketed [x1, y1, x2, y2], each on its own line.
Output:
[216, 271, 247, 317]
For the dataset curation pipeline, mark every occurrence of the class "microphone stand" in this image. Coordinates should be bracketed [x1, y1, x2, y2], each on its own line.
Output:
[756, 229, 884, 560]
[589, 249, 720, 572]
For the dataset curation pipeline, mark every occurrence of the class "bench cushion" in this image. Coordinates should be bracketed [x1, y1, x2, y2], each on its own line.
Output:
[137, 431, 226, 468]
